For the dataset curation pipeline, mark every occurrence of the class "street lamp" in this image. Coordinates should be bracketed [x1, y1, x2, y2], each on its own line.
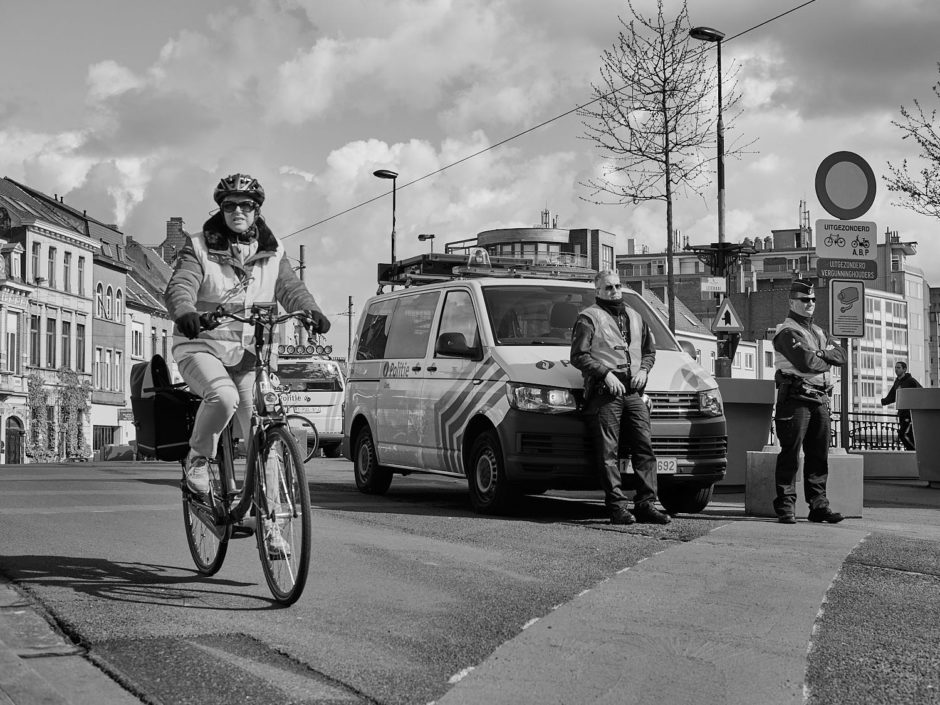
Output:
[373, 169, 399, 263]
[418, 233, 436, 252]
[689, 26, 725, 244]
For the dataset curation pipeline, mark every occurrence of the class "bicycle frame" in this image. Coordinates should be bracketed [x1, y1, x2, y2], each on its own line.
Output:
[188, 305, 307, 532]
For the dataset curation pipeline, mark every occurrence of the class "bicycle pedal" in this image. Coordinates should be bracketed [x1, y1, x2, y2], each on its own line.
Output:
[232, 525, 255, 539]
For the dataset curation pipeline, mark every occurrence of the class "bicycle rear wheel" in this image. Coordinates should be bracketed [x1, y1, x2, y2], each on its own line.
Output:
[254, 424, 311, 605]
[182, 460, 231, 575]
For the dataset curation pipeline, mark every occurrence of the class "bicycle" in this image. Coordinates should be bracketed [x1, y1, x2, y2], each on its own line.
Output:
[286, 414, 320, 462]
[181, 304, 314, 605]
[823, 234, 845, 247]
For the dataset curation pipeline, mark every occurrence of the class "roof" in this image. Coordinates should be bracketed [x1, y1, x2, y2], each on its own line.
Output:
[3, 178, 129, 269]
[125, 238, 172, 301]
[0, 179, 83, 234]
[125, 273, 166, 313]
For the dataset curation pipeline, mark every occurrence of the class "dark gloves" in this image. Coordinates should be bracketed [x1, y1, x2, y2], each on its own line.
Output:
[305, 310, 331, 334]
[176, 312, 202, 340]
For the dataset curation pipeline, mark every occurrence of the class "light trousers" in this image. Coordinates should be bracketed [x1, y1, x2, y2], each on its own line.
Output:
[177, 352, 253, 459]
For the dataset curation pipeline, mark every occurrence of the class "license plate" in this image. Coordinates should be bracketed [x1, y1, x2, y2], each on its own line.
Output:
[619, 457, 678, 474]
[288, 406, 322, 414]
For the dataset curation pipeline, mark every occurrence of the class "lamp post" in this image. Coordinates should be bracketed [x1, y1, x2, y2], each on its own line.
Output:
[373, 169, 399, 263]
[418, 233, 436, 252]
[689, 26, 725, 245]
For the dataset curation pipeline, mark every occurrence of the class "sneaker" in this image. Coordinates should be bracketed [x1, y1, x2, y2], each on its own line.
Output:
[634, 503, 672, 525]
[263, 520, 291, 558]
[185, 454, 210, 495]
[808, 507, 844, 524]
[609, 505, 636, 525]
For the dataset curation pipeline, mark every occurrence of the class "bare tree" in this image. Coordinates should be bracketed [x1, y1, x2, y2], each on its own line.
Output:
[886, 64, 940, 220]
[580, 0, 744, 332]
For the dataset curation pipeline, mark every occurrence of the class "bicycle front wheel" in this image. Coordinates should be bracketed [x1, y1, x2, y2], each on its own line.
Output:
[254, 425, 311, 605]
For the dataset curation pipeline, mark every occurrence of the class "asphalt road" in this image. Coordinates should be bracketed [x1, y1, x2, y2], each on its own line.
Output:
[0, 458, 720, 705]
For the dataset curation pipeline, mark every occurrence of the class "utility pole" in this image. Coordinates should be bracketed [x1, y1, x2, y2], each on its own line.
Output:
[336, 296, 355, 364]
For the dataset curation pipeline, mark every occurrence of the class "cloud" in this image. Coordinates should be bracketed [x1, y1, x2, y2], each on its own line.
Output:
[87, 60, 143, 101]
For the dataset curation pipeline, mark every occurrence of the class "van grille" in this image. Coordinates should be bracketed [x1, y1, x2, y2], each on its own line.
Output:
[646, 392, 698, 417]
[519, 433, 726, 459]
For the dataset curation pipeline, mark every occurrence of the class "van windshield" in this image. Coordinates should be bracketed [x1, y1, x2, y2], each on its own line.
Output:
[481, 284, 679, 351]
[277, 359, 345, 392]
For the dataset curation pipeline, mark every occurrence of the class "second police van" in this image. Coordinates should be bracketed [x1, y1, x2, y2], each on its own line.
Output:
[342, 251, 727, 514]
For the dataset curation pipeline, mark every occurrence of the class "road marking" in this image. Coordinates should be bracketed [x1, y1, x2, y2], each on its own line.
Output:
[0, 504, 179, 515]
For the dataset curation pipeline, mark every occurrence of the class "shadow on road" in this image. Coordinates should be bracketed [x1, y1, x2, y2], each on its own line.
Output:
[0, 554, 287, 611]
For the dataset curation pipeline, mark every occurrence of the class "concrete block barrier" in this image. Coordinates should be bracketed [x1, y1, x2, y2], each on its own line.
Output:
[745, 449, 863, 518]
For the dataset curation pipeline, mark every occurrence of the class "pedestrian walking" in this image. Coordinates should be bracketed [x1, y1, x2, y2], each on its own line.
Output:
[772, 279, 846, 524]
[570, 270, 671, 526]
[880, 361, 921, 450]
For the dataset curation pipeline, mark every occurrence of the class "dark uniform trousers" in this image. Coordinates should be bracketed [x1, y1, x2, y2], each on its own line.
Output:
[584, 389, 657, 509]
[773, 395, 831, 515]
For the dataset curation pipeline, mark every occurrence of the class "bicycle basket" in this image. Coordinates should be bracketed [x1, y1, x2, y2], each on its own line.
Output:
[130, 354, 201, 461]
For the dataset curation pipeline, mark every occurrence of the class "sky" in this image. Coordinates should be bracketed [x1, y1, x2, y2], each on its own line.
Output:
[3, 0, 940, 356]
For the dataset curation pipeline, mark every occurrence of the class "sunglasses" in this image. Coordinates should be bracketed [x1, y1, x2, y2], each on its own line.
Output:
[795, 296, 816, 303]
[221, 200, 258, 213]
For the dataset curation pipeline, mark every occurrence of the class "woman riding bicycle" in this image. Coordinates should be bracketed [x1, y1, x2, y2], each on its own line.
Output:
[164, 173, 329, 554]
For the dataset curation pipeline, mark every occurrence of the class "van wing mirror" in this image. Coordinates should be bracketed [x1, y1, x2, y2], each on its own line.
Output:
[679, 340, 697, 360]
[435, 332, 481, 359]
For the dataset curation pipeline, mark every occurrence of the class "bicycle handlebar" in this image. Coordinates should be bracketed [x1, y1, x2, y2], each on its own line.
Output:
[200, 306, 323, 334]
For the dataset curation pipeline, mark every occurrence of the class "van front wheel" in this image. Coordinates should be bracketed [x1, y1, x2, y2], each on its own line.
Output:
[354, 427, 393, 495]
[657, 484, 714, 514]
[467, 430, 514, 515]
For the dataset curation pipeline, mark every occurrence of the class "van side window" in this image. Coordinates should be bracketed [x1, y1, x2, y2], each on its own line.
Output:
[384, 291, 440, 359]
[356, 298, 397, 360]
[436, 290, 480, 354]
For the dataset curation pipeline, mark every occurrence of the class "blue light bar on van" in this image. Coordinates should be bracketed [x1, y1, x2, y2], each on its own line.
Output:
[506, 383, 577, 414]
[276, 343, 334, 358]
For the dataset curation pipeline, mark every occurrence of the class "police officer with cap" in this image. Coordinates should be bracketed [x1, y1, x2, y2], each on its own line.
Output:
[772, 278, 846, 524]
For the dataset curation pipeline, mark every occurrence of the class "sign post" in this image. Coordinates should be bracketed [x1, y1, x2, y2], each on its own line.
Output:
[814, 151, 878, 450]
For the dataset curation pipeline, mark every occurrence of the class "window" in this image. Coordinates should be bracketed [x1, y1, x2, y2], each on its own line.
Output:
[356, 298, 397, 360]
[602, 245, 614, 272]
[31, 243, 40, 282]
[96, 284, 104, 317]
[47, 247, 56, 288]
[29, 315, 40, 366]
[106, 286, 113, 320]
[132, 324, 144, 358]
[744, 352, 755, 371]
[46, 317, 56, 368]
[63, 252, 72, 293]
[383, 292, 440, 359]
[162, 330, 168, 359]
[435, 290, 480, 356]
[115, 290, 123, 322]
[114, 351, 122, 392]
[710, 351, 716, 373]
[764, 351, 774, 367]
[76, 324, 86, 372]
[77, 257, 85, 296]
[5, 312, 18, 373]
[61, 321, 71, 369]
[104, 349, 112, 390]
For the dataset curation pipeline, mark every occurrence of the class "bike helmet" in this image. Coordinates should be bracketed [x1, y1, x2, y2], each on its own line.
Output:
[213, 173, 265, 205]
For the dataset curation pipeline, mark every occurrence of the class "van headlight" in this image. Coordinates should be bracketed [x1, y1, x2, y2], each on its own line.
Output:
[698, 388, 723, 417]
[506, 384, 577, 414]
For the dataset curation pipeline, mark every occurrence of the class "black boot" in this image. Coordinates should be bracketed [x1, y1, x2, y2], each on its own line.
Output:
[808, 507, 844, 524]
[634, 502, 671, 525]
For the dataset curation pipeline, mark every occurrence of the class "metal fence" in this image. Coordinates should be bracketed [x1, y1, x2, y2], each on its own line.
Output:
[766, 410, 905, 451]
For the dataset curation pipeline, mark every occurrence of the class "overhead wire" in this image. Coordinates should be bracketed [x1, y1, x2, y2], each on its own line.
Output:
[282, 0, 816, 241]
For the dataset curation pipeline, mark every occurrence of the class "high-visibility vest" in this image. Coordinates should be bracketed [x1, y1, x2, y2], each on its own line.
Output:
[579, 304, 643, 377]
[171, 232, 284, 366]
[773, 317, 831, 388]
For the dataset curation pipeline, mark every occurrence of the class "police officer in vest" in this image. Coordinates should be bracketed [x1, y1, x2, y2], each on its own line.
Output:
[571, 270, 671, 525]
[772, 279, 846, 524]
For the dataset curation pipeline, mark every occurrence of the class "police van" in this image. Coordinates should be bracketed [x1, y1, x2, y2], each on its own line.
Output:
[276, 342, 345, 458]
[341, 252, 726, 514]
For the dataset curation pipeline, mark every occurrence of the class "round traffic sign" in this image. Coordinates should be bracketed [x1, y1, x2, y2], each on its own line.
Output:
[815, 151, 876, 220]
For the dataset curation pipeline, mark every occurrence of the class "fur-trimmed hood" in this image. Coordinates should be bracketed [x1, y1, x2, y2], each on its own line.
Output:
[201, 211, 279, 253]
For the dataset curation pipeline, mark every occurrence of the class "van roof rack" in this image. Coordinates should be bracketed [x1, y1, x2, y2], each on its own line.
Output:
[376, 251, 597, 291]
